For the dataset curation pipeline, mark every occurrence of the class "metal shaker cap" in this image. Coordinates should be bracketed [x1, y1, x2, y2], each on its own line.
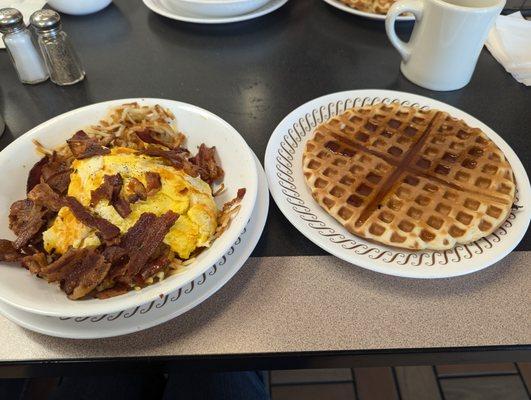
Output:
[0, 8, 24, 34]
[30, 9, 61, 32]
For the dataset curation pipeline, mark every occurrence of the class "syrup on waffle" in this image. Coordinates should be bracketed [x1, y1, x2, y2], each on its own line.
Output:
[338, 0, 398, 14]
[303, 102, 516, 250]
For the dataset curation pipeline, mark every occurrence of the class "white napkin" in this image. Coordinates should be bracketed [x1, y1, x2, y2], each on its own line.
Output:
[485, 12, 531, 86]
[0, 0, 47, 49]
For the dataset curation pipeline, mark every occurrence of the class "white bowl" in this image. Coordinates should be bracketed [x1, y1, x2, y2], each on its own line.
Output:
[0, 98, 258, 317]
[161, 0, 270, 17]
[47, 0, 113, 15]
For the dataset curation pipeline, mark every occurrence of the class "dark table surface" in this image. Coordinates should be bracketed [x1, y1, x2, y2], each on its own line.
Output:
[0, 0, 529, 375]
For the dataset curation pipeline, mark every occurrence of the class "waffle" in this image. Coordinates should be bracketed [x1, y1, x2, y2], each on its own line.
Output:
[338, 0, 397, 14]
[302, 102, 516, 250]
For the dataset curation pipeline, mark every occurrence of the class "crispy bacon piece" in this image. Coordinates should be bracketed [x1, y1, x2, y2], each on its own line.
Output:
[145, 172, 162, 196]
[0, 239, 23, 262]
[138, 256, 169, 282]
[28, 183, 64, 212]
[141, 147, 199, 178]
[61, 250, 111, 300]
[26, 156, 49, 193]
[126, 178, 147, 203]
[102, 246, 128, 265]
[65, 197, 120, 240]
[136, 128, 180, 149]
[189, 144, 224, 184]
[111, 211, 178, 284]
[90, 174, 120, 207]
[38, 248, 88, 282]
[28, 153, 72, 195]
[21, 252, 48, 275]
[90, 174, 132, 218]
[94, 283, 129, 299]
[67, 130, 110, 159]
[9, 199, 47, 249]
[113, 197, 132, 218]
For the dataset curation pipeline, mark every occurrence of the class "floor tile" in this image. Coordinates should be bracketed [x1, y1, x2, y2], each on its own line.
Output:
[436, 363, 517, 377]
[354, 367, 399, 400]
[440, 375, 529, 400]
[271, 383, 356, 400]
[395, 366, 442, 400]
[270, 369, 352, 384]
[517, 362, 531, 396]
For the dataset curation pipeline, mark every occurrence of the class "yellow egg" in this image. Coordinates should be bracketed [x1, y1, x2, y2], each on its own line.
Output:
[43, 147, 218, 259]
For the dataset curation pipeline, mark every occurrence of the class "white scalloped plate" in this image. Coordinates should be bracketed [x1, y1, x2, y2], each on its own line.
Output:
[265, 90, 531, 279]
[0, 98, 257, 317]
[0, 155, 268, 339]
[322, 0, 414, 22]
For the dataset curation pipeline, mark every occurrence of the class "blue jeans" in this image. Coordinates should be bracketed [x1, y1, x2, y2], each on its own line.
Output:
[40, 371, 269, 400]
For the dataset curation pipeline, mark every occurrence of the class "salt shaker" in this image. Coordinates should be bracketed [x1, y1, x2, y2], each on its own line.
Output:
[30, 10, 85, 86]
[0, 8, 48, 84]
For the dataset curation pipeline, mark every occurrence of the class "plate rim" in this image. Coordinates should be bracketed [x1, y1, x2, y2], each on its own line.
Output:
[0, 155, 268, 339]
[321, 0, 415, 21]
[0, 97, 258, 317]
[264, 89, 531, 279]
[143, 0, 288, 24]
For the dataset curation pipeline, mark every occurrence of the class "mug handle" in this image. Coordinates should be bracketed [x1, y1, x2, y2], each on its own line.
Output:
[385, 0, 424, 63]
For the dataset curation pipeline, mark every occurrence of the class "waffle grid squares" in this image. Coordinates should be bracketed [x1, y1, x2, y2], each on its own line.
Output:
[303, 102, 516, 250]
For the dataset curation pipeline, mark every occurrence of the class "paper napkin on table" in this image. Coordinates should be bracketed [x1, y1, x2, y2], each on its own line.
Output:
[0, 0, 46, 49]
[485, 12, 531, 86]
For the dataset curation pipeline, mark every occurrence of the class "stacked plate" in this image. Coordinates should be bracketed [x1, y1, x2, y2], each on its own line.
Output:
[143, 0, 289, 24]
[0, 99, 268, 338]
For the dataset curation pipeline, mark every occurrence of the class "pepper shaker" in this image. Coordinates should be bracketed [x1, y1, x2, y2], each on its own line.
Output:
[30, 9, 85, 86]
[0, 8, 49, 84]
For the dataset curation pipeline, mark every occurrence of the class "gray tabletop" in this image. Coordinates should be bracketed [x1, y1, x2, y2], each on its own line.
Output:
[0, 0, 529, 369]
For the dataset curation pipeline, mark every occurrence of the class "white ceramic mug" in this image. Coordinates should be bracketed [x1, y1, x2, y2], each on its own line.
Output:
[385, 0, 505, 91]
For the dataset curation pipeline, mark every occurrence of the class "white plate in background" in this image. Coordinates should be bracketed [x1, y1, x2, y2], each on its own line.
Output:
[143, 0, 288, 24]
[161, 0, 269, 18]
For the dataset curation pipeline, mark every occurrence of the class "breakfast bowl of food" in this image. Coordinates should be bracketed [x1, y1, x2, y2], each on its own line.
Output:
[0, 99, 258, 317]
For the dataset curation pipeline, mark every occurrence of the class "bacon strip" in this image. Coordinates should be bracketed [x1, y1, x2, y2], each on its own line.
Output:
[189, 144, 224, 184]
[136, 128, 178, 149]
[67, 130, 110, 159]
[27, 153, 72, 195]
[126, 178, 147, 203]
[26, 156, 49, 193]
[94, 283, 129, 299]
[21, 252, 48, 275]
[111, 211, 178, 284]
[65, 197, 120, 240]
[9, 199, 47, 249]
[145, 172, 161, 196]
[90, 174, 132, 218]
[61, 250, 110, 300]
[0, 239, 23, 262]
[140, 147, 199, 178]
[38, 248, 88, 282]
[113, 197, 132, 218]
[28, 183, 64, 212]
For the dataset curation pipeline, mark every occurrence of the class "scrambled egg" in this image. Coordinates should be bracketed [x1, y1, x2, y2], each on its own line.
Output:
[43, 148, 218, 259]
